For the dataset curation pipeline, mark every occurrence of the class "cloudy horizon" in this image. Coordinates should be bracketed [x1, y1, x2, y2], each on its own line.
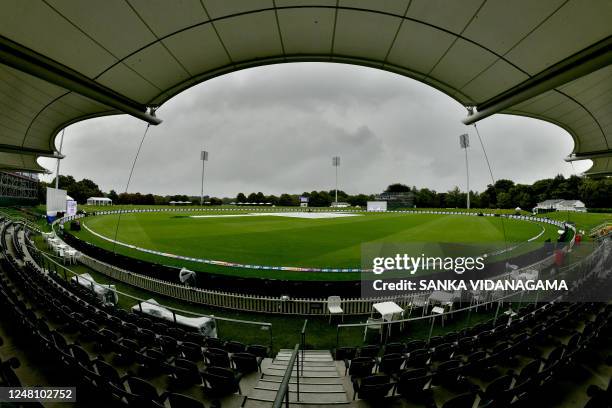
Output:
[39, 63, 591, 198]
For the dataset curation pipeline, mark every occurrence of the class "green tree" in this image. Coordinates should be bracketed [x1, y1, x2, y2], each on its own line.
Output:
[415, 188, 437, 208]
[497, 192, 512, 209]
[62, 178, 102, 203]
[445, 187, 465, 208]
[265, 195, 279, 205]
[279, 194, 297, 206]
[580, 178, 612, 208]
[494, 179, 515, 193]
[347, 194, 370, 207]
[385, 183, 411, 193]
[309, 191, 332, 207]
[107, 190, 119, 202]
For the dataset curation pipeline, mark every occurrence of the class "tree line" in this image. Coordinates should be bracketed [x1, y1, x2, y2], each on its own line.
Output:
[234, 176, 611, 209]
[40, 173, 611, 209]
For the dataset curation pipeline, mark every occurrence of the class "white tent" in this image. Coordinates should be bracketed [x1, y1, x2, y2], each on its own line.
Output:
[87, 197, 112, 206]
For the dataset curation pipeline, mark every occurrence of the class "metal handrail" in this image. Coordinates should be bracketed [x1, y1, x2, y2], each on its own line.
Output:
[272, 344, 300, 408]
[300, 319, 308, 376]
[335, 289, 530, 349]
[336, 289, 524, 329]
[336, 238, 609, 348]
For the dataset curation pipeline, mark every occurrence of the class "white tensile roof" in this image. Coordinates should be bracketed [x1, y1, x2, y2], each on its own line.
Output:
[0, 2, 610, 175]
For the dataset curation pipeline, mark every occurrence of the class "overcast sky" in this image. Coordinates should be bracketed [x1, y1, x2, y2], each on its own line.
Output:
[39, 63, 591, 198]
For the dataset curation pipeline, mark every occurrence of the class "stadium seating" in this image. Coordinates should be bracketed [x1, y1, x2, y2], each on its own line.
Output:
[0, 337, 22, 388]
[337, 295, 611, 406]
[0, 220, 610, 407]
[0, 221, 273, 407]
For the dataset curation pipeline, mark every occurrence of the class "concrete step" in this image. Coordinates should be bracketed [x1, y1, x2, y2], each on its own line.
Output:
[278, 349, 331, 354]
[261, 376, 343, 385]
[244, 349, 349, 406]
[264, 368, 339, 378]
[269, 363, 338, 372]
[248, 388, 349, 404]
[276, 351, 331, 355]
[273, 359, 336, 367]
[243, 400, 273, 408]
[255, 381, 345, 393]
[275, 356, 333, 362]
[243, 400, 350, 408]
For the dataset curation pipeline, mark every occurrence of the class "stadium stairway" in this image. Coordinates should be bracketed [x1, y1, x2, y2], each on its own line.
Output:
[244, 349, 350, 407]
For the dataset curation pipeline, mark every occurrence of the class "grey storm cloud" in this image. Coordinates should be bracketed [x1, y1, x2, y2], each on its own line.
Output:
[39, 63, 591, 197]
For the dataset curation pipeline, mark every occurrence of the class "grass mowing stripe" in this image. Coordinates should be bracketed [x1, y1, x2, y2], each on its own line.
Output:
[71, 211, 554, 280]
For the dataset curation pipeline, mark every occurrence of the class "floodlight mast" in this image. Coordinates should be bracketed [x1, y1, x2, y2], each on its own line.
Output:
[200, 150, 208, 206]
[55, 129, 65, 189]
[332, 156, 340, 205]
[460, 134, 470, 210]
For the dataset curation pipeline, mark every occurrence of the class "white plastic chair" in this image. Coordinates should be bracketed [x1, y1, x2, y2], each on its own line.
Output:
[470, 290, 487, 311]
[363, 317, 384, 342]
[327, 296, 344, 323]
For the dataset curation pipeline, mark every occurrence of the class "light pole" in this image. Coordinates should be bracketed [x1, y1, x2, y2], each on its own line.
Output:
[332, 156, 340, 205]
[460, 134, 470, 210]
[55, 129, 65, 189]
[200, 150, 208, 206]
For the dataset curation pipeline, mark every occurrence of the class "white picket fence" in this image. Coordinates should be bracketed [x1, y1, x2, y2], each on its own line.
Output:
[78, 253, 430, 315]
[55, 210, 573, 315]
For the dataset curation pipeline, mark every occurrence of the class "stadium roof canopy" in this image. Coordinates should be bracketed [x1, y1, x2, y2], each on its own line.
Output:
[0, 1, 611, 175]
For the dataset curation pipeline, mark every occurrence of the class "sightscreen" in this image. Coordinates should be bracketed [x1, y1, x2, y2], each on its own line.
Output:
[46, 187, 67, 215]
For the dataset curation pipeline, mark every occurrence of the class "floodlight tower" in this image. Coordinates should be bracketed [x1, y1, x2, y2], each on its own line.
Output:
[332, 156, 340, 205]
[459, 134, 470, 210]
[200, 150, 208, 206]
[55, 129, 65, 188]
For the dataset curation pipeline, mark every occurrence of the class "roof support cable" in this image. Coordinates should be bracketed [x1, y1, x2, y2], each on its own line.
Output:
[473, 122, 509, 254]
[111, 123, 151, 255]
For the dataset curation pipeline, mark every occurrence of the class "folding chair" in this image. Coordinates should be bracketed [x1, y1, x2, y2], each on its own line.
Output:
[327, 296, 344, 323]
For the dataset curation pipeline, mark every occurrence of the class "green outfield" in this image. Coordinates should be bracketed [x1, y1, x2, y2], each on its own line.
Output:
[67, 209, 561, 280]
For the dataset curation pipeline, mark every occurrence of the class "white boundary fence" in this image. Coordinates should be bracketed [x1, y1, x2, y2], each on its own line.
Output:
[58, 208, 570, 273]
[38, 209, 577, 316]
[78, 252, 432, 315]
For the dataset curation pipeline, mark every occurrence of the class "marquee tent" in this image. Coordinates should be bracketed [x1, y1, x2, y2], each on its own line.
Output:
[86, 197, 112, 206]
